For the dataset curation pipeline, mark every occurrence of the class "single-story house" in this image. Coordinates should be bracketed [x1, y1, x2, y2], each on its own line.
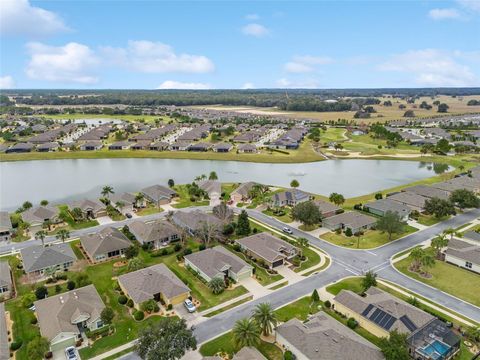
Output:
[108, 141, 131, 150]
[0, 211, 12, 243]
[189, 142, 212, 152]
[141, 184, 178, 206]
[386, 191, 429, 212]
[0, 262, 13, 300]
[118, 263, 190, 309]
[128, 219, 180, 250]
[322, 211, 376, 233]
[232, 347, 267, 360]
[109, 192, 141, 214]
[270, 189, 311, 207]
[0, 303, 8, 360]
[21, 205, 62, 233]
[236, 232, 299, 269]
[237, 143, 258, 153]
[170, 140, 193, 151]
[150, 141, 169, 151]
[20, 243, 76, 277]
[80, 227, 132, 263]
[333, 287, 434, 338]
[402, 185, 451, 200]
[170, 210, 223, 236]
[37, 142, 59, 152]
[68, 199, 107, 219]
[6, 142, 35, 153]
[80, 140, 103, 151]
[313, 199, 342, 218]
[230, 182, 257, 203]
[198, 180, 222, 199]
[213, 143, 233, 153]
[130, 140, 152, 150]
[276, 312, 384, 360]
[34, 285, 106, 352]
[444, 236, 480, 274]
[364, 199, 411, 221]
[184, 246, 253, 282]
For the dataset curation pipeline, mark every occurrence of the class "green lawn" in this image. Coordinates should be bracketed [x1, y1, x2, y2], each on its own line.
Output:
[57, 205, 99, 230]
[394, 255, 480, 307]
[172, 185, 210, 209]
[262, 208, 293, 223]
[326, 277, 365, 296]
[70, 240, 85, 259]
[416, 214, 448, 226]
[203, 296, 253, 317]
[275, 296, 322, 322]
[321, 225, 417, 249]
[136, 204, 163, 216]
[294, 246, 321, 272]
[321, 127, 347, 143]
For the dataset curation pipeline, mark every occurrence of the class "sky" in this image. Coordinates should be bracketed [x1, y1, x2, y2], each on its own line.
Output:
[0, 0, 479, 90]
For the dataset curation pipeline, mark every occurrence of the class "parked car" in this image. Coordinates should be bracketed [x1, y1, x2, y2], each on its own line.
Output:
[282, 227, 293, 234]
[65, 346, 77, 360]
[125, 213, 133, 218]
[184, 298, 196, 313]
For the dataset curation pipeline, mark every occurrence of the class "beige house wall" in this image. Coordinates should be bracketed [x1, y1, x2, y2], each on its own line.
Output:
[333, 302, 389, 338]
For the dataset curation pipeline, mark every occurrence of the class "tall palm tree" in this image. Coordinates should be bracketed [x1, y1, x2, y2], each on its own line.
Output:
[134, 193, 145, 208]
[115, 201, 125, 214]
[56, 229, 70, 243]
[409, 247, 424, 272]
[252, 303, 277, 336]
[431, 234, 449, 258]
[233, 318, 260, 349]
[42, 219, 52, 231]
[35, 230, 47, 247]
[101, 185, 114, 198]
[442, 228, 460, 241]
[420, 251, 435, 276]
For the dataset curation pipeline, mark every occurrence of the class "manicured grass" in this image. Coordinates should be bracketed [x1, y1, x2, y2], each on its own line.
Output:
[294, 246, 321, 272]
[136, 204, 163, 216]
[57, 205, 99, 230]
[394, 254, 480, 307]
[326, 277, 364, 296]
[392, 245, 421, 260]
[302, 256, 331, 276]
[70, 240, 85, 259]
[172, 185, 210, 209]
[275, 296, 322, 322]
[262, 208, 293, 223]
[298, 224, 319, 231]
[321, 225, 417, 249]
[203, 296, 253, 317]
[417, 214, 447, 226]
[269, 281, 288, 290]
[321, 127, 347, 143]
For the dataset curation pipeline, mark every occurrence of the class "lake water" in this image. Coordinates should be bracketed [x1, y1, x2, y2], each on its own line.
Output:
[0, 159, 449, 211]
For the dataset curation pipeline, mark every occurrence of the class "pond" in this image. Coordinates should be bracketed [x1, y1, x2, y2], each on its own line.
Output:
[0, 159, 449, 211]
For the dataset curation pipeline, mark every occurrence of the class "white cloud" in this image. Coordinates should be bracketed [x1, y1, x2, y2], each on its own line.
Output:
[101, 40, 214, 73]
[428, 8, 462, 20]
[242, 23, 269, 37]
[379, 49, 477, 87]
[26, 42, 99, 84]
[241, 82, 255, 89]
[156, 80, 211, 90]
[245, 14, 260, 20]
[0, 0, 68, 36]
[457, 0, 480, 12]
[0, 76, 15, 89]
[276, 78, 320, 89]
[284, 55, 333, 73]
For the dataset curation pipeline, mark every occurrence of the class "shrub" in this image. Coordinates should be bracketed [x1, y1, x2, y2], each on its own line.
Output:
[167, 304, 173, 311]
[35, 286, 48, 300]
[199, 244, 206, 251]
[56, 273, 67, 280]
[30, 317, 38, 325]
[45, 351, 53, 359]
[324, 300, 331, 308]
[252, 227, 258, 234]
[10, 340, 22, 351]
[183, 248, 193, 256]
[161, 248, 169, 256]
[127, 299, 134, 308]
[55, 284, 62, 293]
[67, 280, 76, 290]
[284, 350, 295, 360]
[345, 228, 353, 237]
[233, 244, 241, 252]
[347, 317, 358, 329]
[174, 243, 182, 252]
[133, 311, 144, 321]
[118, 295, 128, 305]
[335, 228, 342, 235]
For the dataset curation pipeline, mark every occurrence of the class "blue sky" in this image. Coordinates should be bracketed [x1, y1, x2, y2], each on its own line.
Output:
[0, 0, 479, 89]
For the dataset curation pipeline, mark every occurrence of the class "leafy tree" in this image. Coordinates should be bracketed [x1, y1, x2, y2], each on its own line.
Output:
[298, 237, 309, 248]
[35, 286, 48, 300]
[71, 207, 84, 220]
[290, 179, 299, 188]
[22, 201, 33, 210]
[135, 318, 196, 360]
[437, 103, 449, 113]
[435, 139, 451, 154]
[329, 193, 345, 206]
[101, 307, 115, 324]
[291, 201, 322, 227]
[40, 200, 49, 206]
[208, 171, 218, 180]
[125, 245, 139, 259]
[465, 325, 480, 342]
[140, 299, 158, 314]
[252, 302, 278, 336]
[375, 193, 383, 200]
[56, 229, 70, 243]
[375, 211, 404, 241]
[128, 257, 145, 272]
[236, 210, 251, 236]
[135, 192, 145, 207]
[21, 293, 36, 308]
[424, 198, 455, 218]
[311, 289, 320, 302]
[101, 185, 114, 198]
[35, 230, 47, 247]
[403, 110, 415, 117]
[442, 227, 460, 241]
[208, 277, 225, 294]
[379, 330, 410, 360]
[27, 336, 49, 360]
[449, 189, 480, 209]
[168, 179, 175, 187]
[233, 318, 260, 349]
[345, 228, 353, 237]
[362, 271, 377, 292]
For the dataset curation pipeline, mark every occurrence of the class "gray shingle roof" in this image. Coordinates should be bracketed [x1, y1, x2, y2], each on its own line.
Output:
[445, 238, 480, 265]
[69, 199, 106, 213]
[185, 246, 252, 279]
[34, 285, 105, 341]
[313, 199, 341, 215]
[118, 263, 190, 304]
[276, 312, 383, 360]
[0, 261, 12, 289]
[141, 185, 177, 202]
[0, 303, 8, 360]
[0, 211, 12, 232]
[387, 192, 428, 210]
[171, 210, 223, 232]
[128, 220, 179, 244]
[21, 243, 76, 273]
[323, 211, 376, 229]
[403, 185, 450, 200]
[232, 347, 267, 360]
[21, 205, 60, 224]
[80, 227, 131, 259]
[231, 182, 256, 198]
[236, 232, 298, 263]
[364, 199, 411, 217]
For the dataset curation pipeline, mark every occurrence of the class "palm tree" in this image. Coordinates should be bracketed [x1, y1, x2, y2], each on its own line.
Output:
[71, 207, 83, 221]
[209, 171, 218, 180]
[252, 303, 277, 336]
[431, 234, 448, 258]
[101, 185, 114, 198]
[409, 247, 424, 272]
[442, 228, 460, 241]
[42, 219, 52, 231]
[134, 193, 145, 208]
[115, 201, 125, 214]
[56, 229, 70, 243]
[233, 318, 260, 349]
[420, 251, 435, 275]
[208, 277, 225, 294]
[297, 237, 309, 248]
[35, 230, 47, 247]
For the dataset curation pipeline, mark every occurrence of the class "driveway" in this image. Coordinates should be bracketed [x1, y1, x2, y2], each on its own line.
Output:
[96, 216, 114, 225]
[239, 277, 270, 298]
[275, 265, 303, 284]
